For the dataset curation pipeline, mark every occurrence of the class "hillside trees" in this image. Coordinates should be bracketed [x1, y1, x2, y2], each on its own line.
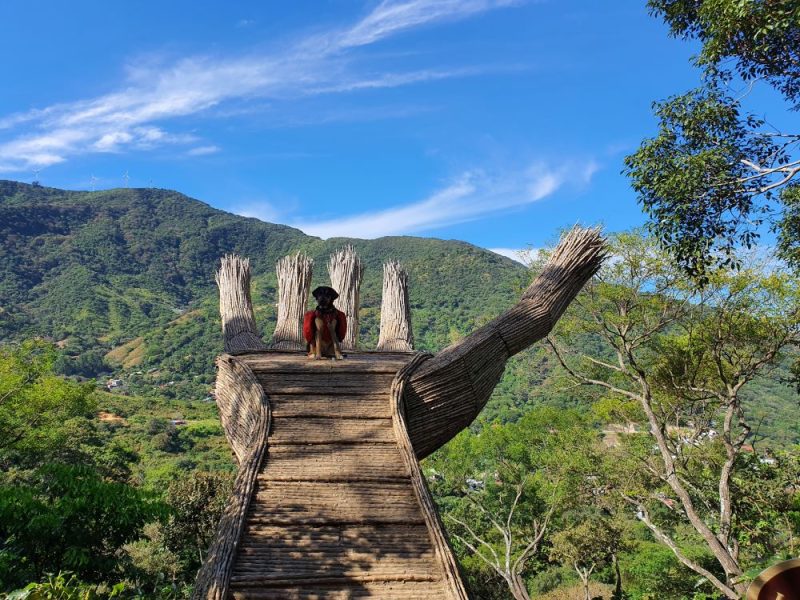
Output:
[625, 0, 800, 279]
[428, 408, 600, 600]
[0, 340, 96, 467]
[548, 232, 800, 598]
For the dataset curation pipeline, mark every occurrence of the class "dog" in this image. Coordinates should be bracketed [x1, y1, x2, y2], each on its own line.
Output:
[303, 286, 347, 360]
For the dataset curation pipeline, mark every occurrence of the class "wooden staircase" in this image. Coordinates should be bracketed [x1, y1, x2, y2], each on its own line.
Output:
[226, 351, 455, 599]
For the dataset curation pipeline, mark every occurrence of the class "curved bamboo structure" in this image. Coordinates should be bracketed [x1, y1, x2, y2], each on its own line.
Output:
[271, 253, 314, 351]
[193, 356, 271, 599]
[195, 227, 606, 598]
[403, 227, 606, 458]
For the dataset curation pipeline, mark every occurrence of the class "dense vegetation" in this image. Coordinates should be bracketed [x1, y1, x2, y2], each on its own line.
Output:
[1, 182, 798, 598]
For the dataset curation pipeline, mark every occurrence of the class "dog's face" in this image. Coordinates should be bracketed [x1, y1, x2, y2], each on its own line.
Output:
[312, 286, 339, 310]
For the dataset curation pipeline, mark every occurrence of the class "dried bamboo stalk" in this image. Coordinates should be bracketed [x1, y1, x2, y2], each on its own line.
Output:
[192, 355, 271, 600]
[403, 226, 608, 458]
[271, 253, 313, 350]
[216, 254, 266, 353]
[377, 260, 413, 352]
[327, 245, 364, 350]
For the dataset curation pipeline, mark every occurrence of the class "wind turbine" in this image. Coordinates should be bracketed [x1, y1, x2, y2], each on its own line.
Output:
[32, 169, 41, 185]
[122, 170, 130, 188]
[90, 175, 98, 192]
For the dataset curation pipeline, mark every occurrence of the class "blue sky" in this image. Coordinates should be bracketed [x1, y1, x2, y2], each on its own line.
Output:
[1, 0, 782, 258]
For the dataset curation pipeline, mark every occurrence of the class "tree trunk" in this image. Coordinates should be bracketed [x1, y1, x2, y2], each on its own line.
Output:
[327, 245, 364, 351]
[271, 253, 313, 350]
[507, 571, 531, 600]
[402, 227, 607, 458]
[612, 553, 623, 600]
[377, 260, 413, 351]
[574, 565, 592, 600]
[216, 254, 266, 353]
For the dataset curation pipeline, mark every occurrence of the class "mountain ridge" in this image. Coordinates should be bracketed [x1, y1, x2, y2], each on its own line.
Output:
[0, 179, 527, 382]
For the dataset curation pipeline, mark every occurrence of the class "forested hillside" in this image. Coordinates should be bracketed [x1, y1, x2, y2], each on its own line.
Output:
[0, 180, 526, 386]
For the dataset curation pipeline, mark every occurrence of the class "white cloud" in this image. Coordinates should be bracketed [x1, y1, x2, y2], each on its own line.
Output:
[187, 145, 220, 156]
[293, 160, 597, 239]
[337, 0, 520, 48]
[0, 0, 522, 172]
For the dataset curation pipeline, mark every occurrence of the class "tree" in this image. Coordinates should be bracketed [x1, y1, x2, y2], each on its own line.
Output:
[0, 340, 96, 466]
[430, 407, 600, 600]
[548, 231, 800, 598]
[625, 0, 800, 279]
[0, 464, 165, 588]
[549, 517, 622, 600]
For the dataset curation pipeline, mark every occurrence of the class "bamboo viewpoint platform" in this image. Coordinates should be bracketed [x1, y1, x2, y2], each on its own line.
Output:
[193, 228, 607, 599]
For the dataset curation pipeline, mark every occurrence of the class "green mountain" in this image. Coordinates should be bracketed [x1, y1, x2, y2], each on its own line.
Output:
[0, 180, 528, 388]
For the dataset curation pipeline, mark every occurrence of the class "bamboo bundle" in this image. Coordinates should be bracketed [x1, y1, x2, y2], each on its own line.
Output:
[191, 355, 271, 600]
[377, 260, 413, 352]
[327, 245, 364, 350]
[403, 226, 608, 458]
[271, 253, 314, 350]
[216, 255, 266, 353]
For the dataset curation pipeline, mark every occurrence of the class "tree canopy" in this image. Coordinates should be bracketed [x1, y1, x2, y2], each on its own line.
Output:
[625, 0, 800, 279]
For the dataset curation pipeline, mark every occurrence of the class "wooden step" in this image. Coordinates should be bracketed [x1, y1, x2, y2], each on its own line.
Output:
[248, 481, 421, 525]
[229, 579, 447, 599]
[230, 563, 440, 585]
[238, 524, 434, 549]
[270, 417, 394, 445]
[239, 351, 413, 375]
[261, 443, 409, 482]
[269, 394, 391, 419]
[230, 579, 446, 599]
[256, 373, 396, 396]
[234, 524, 438, 578]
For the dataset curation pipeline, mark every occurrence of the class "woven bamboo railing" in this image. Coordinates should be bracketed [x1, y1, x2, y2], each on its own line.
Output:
[270, 253, 313, 350]
[377, 260, 413, 352]
[403, 226, 607, 458]
[327, 245, 364, 350]
[216, 255, 267, 353]
[191, 355, 271, 600]
[391, 352, 469, 598]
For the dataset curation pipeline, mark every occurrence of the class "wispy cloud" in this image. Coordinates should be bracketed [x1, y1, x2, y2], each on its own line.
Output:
[292, 160, 597, 239]
[0, 0, 520, 173]
[186, 145, 220, 156]
[337, 0, 520, 48]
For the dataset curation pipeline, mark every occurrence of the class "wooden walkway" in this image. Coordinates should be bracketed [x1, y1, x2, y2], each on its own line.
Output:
[227, 351, 458, 599]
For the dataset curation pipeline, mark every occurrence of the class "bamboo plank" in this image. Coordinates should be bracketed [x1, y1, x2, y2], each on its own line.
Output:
[248, 481, 419, 525]
[261, 444, 409, 481]
[229, 578, 446, 599]
[239, 524, 433, 547]
[270, 417, 393, 444]
[269, 395, 391, 419]
[257, 373, 396, 396]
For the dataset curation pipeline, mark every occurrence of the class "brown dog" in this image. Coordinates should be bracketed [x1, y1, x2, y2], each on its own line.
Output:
[303, 286, 347, 360]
